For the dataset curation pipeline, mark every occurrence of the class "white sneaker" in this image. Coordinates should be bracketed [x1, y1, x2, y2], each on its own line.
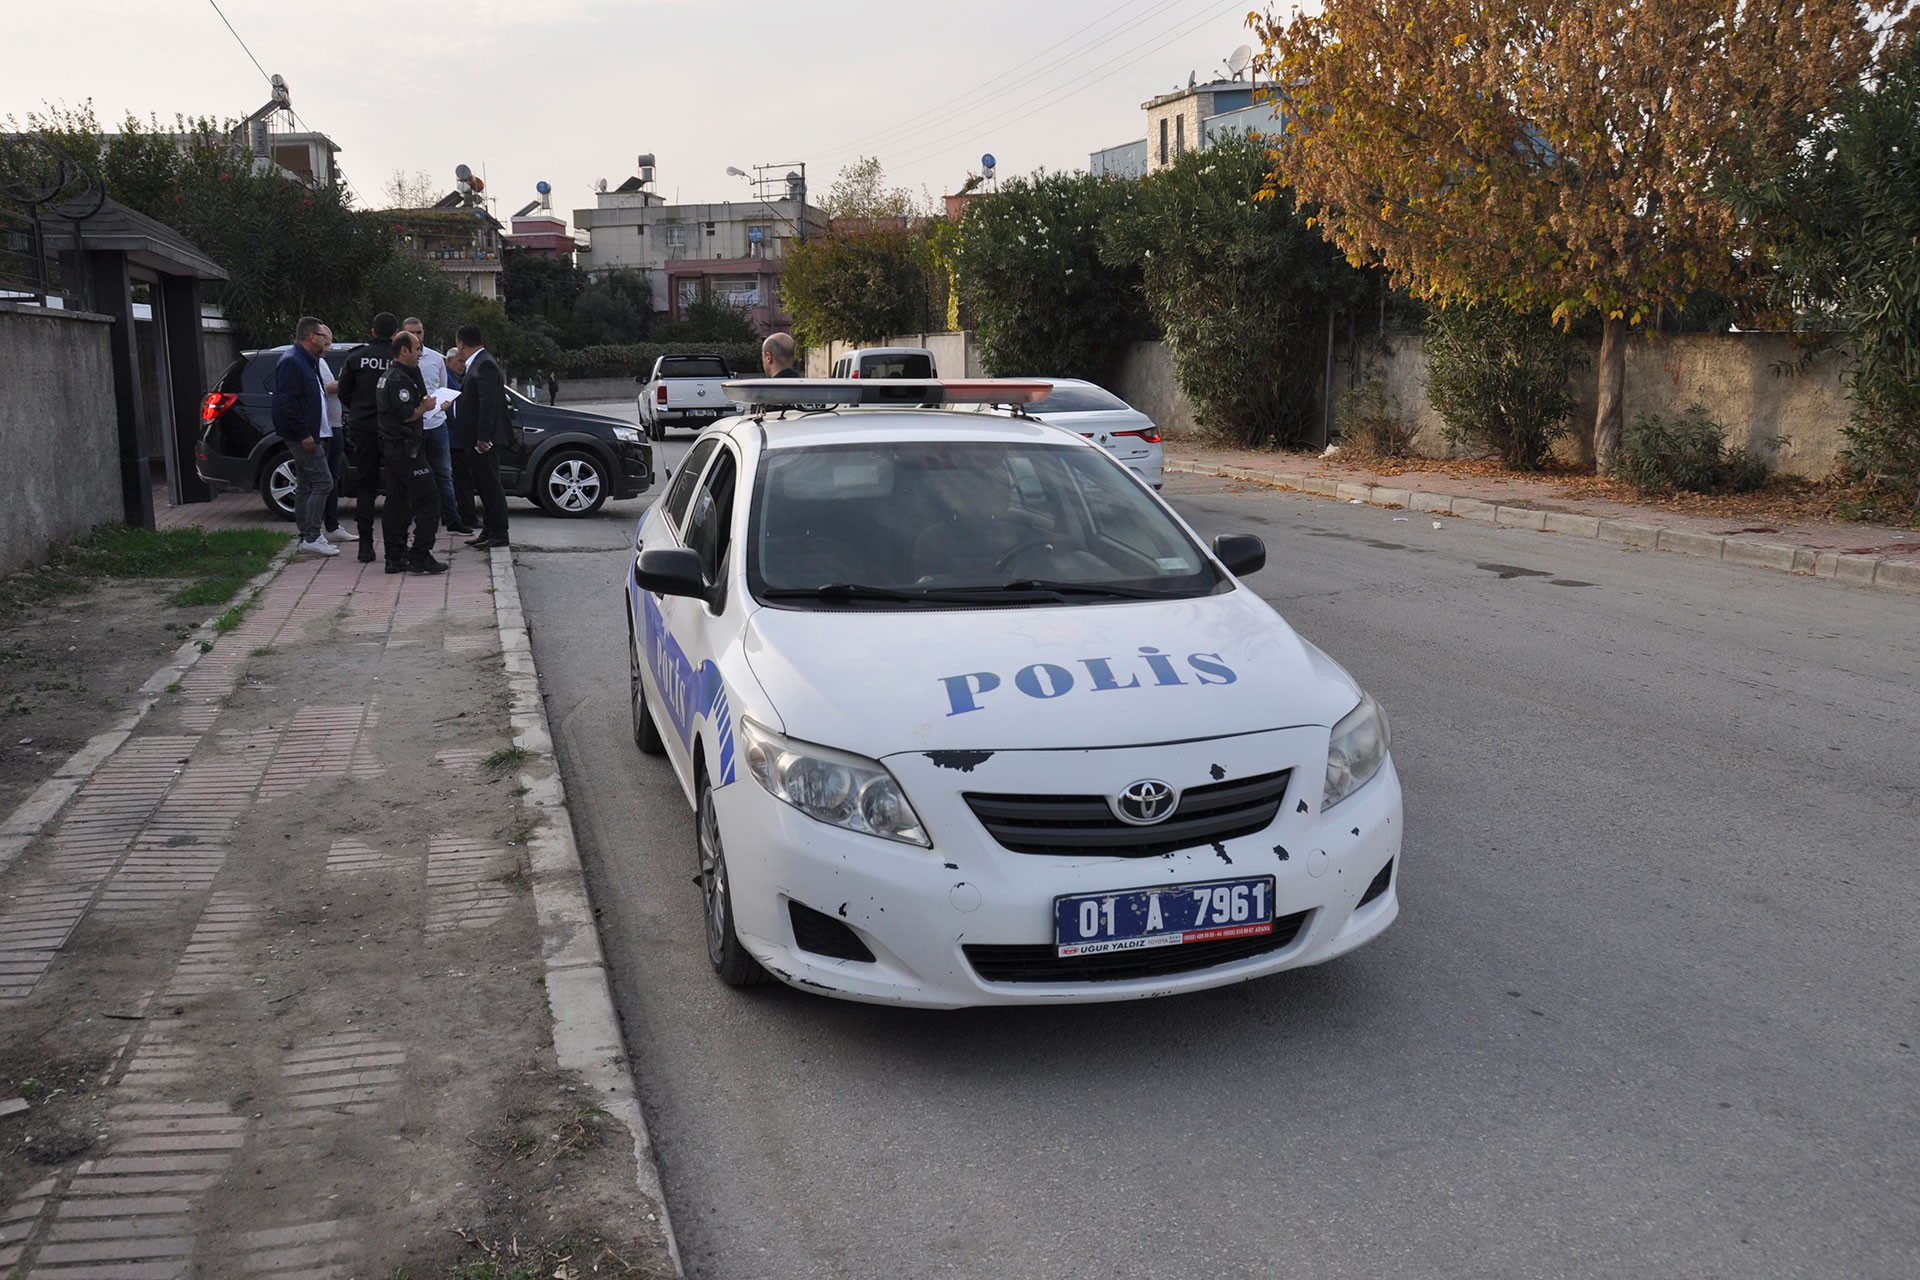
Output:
[326, 526, 358, 542]
[298, 538, 341, 557]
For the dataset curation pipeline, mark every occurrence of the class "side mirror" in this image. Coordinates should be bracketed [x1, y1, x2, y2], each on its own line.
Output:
[635, 547, 708, 599]
[1212, 534, 1266, 577]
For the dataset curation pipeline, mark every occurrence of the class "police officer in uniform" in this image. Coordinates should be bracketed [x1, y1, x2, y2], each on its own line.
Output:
[375, 331, 447, 575]
[335, 312, 399, 561]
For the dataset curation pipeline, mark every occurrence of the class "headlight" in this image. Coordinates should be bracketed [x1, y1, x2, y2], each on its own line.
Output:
[1323, 693, 1390, 809]
[612, 426, 643, 444]
[739, 718, 929, 846]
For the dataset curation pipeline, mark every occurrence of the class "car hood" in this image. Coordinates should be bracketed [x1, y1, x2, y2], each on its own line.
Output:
[741, 588, 1361, 758]
[515, 400, 631, 433]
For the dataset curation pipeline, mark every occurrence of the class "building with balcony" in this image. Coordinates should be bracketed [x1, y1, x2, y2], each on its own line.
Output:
[388, 204, 505, 300]
[574, 168, 826, 334]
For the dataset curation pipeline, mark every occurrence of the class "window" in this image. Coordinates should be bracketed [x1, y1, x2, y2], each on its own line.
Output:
[686, 447, 739, 587]
[1175, 114, 1185, 157]
[663, 437, 719, 532]
[1158, 118, 1168, 165]
[665, 225, 687, 260]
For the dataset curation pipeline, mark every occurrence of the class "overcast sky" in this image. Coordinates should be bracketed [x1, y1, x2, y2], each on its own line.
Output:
[9, 0, 1274, 222]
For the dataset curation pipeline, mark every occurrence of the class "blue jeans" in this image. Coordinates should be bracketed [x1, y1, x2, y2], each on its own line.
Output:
[424, 428, 457, 524]
[293, 441, 333, 543]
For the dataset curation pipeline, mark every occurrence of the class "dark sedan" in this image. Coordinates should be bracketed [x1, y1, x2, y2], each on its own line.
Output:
[197, 345, 653, 519]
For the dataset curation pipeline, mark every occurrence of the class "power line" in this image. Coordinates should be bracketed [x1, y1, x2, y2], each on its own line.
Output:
[883, 0, 1252, 174]
[205, 0, 272, 84]
[812, 0, 1174, 164]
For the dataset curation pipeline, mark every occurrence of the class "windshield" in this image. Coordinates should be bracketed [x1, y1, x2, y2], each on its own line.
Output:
[660, 357, 729, 378]
[1033, 384, 1130, 414]
[748, 440, 1220, 609]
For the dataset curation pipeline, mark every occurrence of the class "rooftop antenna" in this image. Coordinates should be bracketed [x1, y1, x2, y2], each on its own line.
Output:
[1188, 70, 1197, 89]
[1227, 44, 1252, 81]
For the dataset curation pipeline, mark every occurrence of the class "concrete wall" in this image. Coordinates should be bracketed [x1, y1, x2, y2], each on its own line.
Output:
[0, 303, 124, 574]
[1352, 331, 1852, 476]
[725, 325, 1859, 478]
[1112, 340, 1202, 437]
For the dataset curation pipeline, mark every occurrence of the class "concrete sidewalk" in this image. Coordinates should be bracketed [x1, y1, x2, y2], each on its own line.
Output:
[1169, 444, 1920, 594]
[0, 543, 677, 1278]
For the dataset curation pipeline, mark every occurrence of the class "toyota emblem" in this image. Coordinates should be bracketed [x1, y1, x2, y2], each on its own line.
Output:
[1113, 779, 1178, 826]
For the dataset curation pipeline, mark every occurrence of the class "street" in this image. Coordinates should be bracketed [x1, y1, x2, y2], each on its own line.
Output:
[512, 412, 1920, 1279]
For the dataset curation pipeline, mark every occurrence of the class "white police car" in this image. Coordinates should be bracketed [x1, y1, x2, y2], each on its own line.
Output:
[626, 379, 1401, 1008]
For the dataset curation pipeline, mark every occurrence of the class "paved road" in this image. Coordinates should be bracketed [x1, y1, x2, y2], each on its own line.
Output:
[512, 441, 1920, 1280]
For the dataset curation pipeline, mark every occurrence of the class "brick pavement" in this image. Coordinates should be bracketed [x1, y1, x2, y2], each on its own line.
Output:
[0, 540, 673, 1279]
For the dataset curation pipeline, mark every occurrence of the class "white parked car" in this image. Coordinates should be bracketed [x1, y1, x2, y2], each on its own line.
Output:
[625, 379, 1401, 1009]
[970, 377, 1164, 488]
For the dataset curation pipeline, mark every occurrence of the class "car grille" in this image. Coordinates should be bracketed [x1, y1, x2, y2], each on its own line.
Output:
[962, 769, 1293, 858]
[964, 910, 1312, 984]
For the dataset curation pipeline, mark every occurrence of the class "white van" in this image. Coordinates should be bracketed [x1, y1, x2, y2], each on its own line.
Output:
[830, 346, 938, 379]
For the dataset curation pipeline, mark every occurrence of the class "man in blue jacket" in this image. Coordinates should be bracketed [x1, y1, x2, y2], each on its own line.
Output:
[271, 316, 339, 556]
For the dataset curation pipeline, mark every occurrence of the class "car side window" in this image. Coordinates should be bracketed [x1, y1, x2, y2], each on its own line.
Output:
[686, 447, 739, 587]
[663, 438, 719, 534]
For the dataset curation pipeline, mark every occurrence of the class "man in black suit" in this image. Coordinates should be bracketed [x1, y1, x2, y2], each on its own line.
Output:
[453, 324, 511, 549]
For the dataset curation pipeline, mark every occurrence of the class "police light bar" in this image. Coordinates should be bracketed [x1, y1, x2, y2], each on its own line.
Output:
[722, 379, 1053, 408]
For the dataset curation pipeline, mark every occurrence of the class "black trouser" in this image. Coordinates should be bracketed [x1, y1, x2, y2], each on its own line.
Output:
[381, 451, 441, 565]
[348, 428, 382, 539]
[450, 445, 477, 529]
[467, 445, 509, 541]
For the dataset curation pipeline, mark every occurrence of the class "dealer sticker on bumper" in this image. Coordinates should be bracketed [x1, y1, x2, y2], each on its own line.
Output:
[1054, 877, 1276, 957]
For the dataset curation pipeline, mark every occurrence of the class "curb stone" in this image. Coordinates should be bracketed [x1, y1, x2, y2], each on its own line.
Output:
[490, 547, 686, 1277]
[1168, 459, 1920, 595]
[0, 540, 299, 878]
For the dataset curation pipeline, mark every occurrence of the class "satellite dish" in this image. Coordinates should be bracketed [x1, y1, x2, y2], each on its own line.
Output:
[455, 163, 473, 183]
[596, 178, 609, 193]
[1228, 44, 1252, 78]
[536, 180, 551, 195]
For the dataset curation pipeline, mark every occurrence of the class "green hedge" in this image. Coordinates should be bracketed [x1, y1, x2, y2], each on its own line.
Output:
[558, 343, 767, 380]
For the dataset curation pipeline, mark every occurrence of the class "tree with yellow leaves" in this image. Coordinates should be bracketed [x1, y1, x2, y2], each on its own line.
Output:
[1253, 0, 1897, 470]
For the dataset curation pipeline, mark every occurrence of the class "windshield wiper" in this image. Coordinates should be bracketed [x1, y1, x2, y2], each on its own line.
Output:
[994, 579, 1178, 600]
[760, 587, 1006, 606]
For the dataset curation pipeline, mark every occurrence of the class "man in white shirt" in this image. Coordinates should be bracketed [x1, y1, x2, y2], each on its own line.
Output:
[315, 324, 356, 544]
[402, 316, 468, 534]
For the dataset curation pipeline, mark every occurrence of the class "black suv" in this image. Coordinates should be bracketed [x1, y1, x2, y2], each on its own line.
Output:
[197, 345, 653, 519]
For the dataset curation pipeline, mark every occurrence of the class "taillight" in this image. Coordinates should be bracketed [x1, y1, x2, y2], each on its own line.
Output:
[1112, 428, 1162, 444]
[655, 383, 668, 404]
[201, 392, 237, 423]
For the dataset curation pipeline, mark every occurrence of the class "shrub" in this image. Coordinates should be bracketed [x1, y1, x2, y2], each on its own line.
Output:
[556, 343, 765, 381]
[951, 170, 1151, 387]
[1334, 378, 1416, 460]
[1102, 134, 1376, 449]
[1423, 303, 1583, 470]
[1613, 406, 1770, 495]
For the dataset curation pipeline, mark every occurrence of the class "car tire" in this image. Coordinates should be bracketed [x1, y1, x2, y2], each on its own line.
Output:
[647, 417, 665, 442]
[533, 449, 609, 517]
[258, 448, 297, 521]
[629, 618, 666, 756]
[697, 770, 768, 988]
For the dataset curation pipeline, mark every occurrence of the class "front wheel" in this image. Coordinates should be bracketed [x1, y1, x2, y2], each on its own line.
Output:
[697, 774, 768, 987]
[259, 449, 297, 520]
[533, 449, 608, 517]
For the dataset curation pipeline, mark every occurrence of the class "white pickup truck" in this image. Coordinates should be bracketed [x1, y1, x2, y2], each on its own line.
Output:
[636, 354, 734, 440]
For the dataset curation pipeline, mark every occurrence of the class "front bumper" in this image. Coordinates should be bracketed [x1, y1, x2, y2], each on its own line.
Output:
[614, 442, 653, 498]
[714, 727, 1402, 1008]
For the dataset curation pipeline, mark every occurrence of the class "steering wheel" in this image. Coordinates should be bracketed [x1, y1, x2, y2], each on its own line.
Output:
[992, 539, 1056, 573]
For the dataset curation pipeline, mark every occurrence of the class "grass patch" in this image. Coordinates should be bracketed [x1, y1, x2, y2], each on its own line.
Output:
[483, 745, 534, 771]
[1, 526, 286, 619]
[213, 604, 249, 633]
